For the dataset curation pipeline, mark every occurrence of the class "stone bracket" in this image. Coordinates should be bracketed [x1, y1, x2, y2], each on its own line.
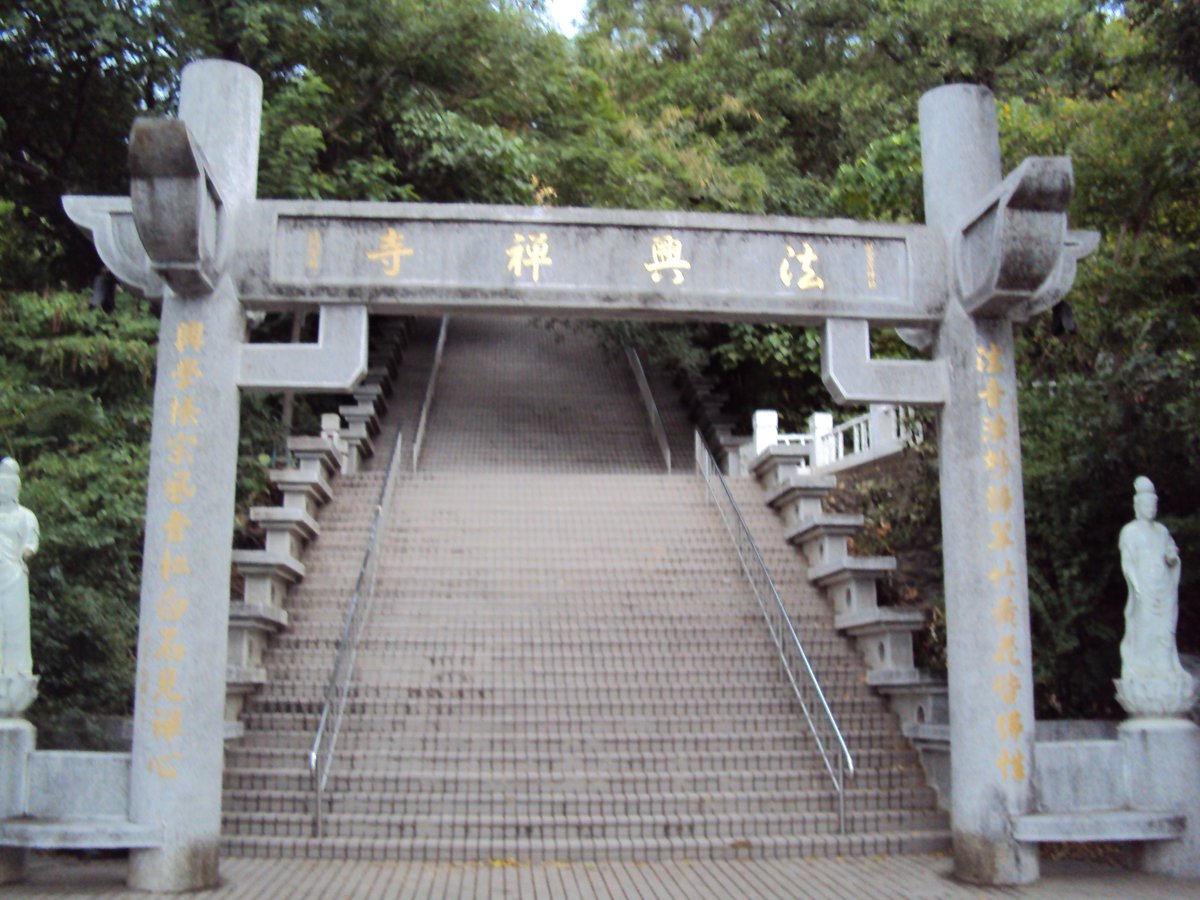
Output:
[60, 197, 163, 299]
[129, 118, 227, 297]
[821, 319, 950, 406]
[239, 305, 369, 392]
[954, 156, 1099, 319]
[1011, 229, 1100, 322]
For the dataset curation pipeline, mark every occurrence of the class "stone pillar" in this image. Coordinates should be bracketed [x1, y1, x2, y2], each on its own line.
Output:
[752, 410, 778, 456]
[808, 412, 834, 468]
[127, 61, 261, 892]
[923, 85, 1039, 885]
[868, 405, 897, 452]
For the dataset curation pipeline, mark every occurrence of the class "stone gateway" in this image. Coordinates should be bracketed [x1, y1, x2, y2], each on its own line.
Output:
[36, 58, 1103, 890]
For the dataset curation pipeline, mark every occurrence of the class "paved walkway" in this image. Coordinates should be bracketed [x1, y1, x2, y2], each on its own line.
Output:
[11, 852, 1196, 898]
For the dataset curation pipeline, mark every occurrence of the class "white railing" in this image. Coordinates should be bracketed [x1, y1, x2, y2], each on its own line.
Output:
[695, 432, 854, 832]
[751, 405, 923, 474]
[624, 346, 671, 472]
[410, 315, 450, 472]
[308, 425, 405, 837]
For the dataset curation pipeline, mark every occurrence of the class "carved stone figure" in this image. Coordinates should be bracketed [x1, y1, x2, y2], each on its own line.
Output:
[0, 458, 39, 716]
[1115, 476, 1199, 718]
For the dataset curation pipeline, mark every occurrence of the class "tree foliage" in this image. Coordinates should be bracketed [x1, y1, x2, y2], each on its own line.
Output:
[1, 0, 1198, 724]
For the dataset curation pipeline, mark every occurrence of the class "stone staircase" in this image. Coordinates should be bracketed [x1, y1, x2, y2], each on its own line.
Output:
[221, 316, 949, 861]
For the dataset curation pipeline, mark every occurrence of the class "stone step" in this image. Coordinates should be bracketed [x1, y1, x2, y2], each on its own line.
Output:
[224, 786, 937, 817]
[222, 319, 943, 864]
[245, 683, 891, 709]
[260, 659, 868, 681]
[236, 727, 912, 754]
[224, 765, 929, 797]
[238, 716, 901, 744]
[220, 828, 951, 862]
[243, 696, 891, 720]
[225, 745, 922, 773]
[267, 633, 854, 654]
[222, 808, 948, 841]
[251, 659, 860, 684]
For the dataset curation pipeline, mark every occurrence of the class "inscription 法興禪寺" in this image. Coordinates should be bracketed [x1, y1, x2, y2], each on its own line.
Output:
[507, 232, 552, 282]
[643, 234, 691, 285]
[779, 242, 825, 291]
[366, 227, 414, 277]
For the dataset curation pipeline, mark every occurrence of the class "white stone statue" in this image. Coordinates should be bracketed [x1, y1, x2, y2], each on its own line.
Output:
[0, 458, 39, 716]
[1114, 476, 1198, 718]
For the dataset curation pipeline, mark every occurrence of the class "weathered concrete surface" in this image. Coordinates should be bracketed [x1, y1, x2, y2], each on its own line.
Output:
[1032, 740, 1125, 813]
[1012, 811, 1185, 842]
[26, 752, 130, 819]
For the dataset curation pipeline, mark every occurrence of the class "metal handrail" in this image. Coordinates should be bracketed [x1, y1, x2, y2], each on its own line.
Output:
[411, 315, 450, 472]
[307, 423, 406, 837]
[624, 346, 671, 472]
[693, 431, 855, 832]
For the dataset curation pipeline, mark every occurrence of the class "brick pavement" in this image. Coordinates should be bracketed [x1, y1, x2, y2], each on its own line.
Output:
[13, 852, 1197, 898]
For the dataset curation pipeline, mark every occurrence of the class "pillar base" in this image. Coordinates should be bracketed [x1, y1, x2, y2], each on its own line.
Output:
[128, 842, 220, 893]
[952, 830, 1039, 885]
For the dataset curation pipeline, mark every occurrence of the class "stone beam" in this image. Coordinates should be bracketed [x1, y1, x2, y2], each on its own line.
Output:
[820, 319, 949, 405]
[65, 196, 951, 327]
[238, 305, 368, 392]
[237, 202, 947, 325]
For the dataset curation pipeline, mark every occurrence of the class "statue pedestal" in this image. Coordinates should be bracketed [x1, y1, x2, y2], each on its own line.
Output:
[0, 718, 34, 885]
[1120, 718, 1200, 878]
[1114, 675, 1198, 718]
[0, 675, 38, 718]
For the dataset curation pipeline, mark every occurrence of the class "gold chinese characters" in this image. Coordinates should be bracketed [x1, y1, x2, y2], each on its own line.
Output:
[144, 318, 207, 781]
[366, 228, 415, 277]
[643, 234, 691, 285]
[507, 232, 552, 282]
[976, 341, 1026, 784]
[779, 242, 825, 291]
